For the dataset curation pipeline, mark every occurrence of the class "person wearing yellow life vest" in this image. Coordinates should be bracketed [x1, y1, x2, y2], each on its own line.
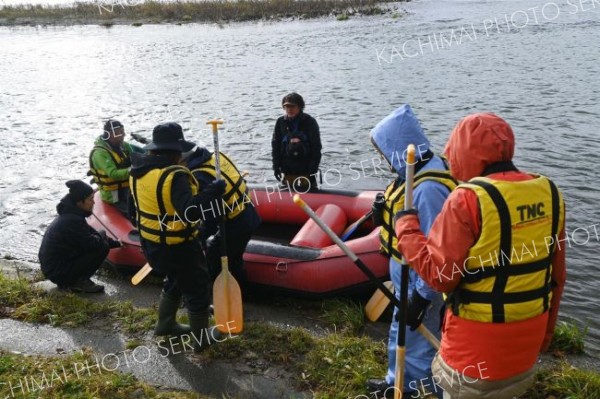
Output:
[367, 105, 457, 398]
[393, 113, 567, 398]
[129, 123, 225, 352]
[88, 120, 144, 215]
[183, 145, 261, 287]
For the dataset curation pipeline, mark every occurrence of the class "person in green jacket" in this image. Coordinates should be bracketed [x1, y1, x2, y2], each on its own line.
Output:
[88, 120, 144, 215]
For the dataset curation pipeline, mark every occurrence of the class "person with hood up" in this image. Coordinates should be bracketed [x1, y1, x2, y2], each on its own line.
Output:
[271, 92, 322, 191]
[366, 104, 457, 398]
[38, 180, 122, 293]
[183, 145, 261, 287]
[88, 119, 144, 216]
[128, 123, 225, 352]
[393, 113, 566, 398]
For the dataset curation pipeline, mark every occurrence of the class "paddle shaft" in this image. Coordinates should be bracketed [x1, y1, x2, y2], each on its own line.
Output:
[293, 194, 439, 351]
[209, 121, 229, 270]
[397, 154, 415, 348]
[341, 210, 373, 241]
[294, 198, 399, 308]
[395, 145, 416, 399]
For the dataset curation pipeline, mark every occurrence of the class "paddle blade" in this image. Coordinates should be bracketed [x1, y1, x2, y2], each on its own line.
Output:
[213, 269, 243, 334]
[365, 281, 394, 322]
[131, 263, 152, 286]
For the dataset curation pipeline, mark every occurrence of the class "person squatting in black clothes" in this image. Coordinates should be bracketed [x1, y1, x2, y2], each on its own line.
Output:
[38, 180, 121, 293]
[183, 144, 261, 288]
[271, 92, 322, 192]
[128, 122, 226, 352]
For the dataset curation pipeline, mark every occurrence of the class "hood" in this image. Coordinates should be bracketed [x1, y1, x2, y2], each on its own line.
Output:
[444, 113, 514, 182]
[370, 104, 431, 176]
[56, 195, 91, 218]
[129, 152, 176, 178]
[184, 147, 213, 170]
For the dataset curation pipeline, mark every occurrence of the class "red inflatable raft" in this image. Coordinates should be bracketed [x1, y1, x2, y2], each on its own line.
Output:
[88, 186, 389, 296]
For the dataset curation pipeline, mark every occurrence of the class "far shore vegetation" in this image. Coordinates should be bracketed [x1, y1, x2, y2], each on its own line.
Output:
[0, 0, 398, 26]
[1, 270, 599, 398]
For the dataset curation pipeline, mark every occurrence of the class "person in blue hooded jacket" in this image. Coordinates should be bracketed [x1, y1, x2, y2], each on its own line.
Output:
[367, 105, 457, 398]
[183, 144, 261, 287]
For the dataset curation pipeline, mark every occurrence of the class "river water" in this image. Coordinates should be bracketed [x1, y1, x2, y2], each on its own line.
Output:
[0, 0, 599, 355]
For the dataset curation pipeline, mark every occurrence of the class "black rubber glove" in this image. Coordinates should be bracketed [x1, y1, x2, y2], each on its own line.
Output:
[371, 193, 385, 226]
[393, 209, 418, 225]
[130, 133, 149, 144]
[405, 290, 431, 331]
[206, 179, 226, 197]
[274, 168, 282, 181]
[98, 229, 108, 242]
[108, 238, 123, 249]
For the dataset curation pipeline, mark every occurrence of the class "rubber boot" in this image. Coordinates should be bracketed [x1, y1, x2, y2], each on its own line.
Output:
[188, 309, 211, 352]
[154, 292, 191, 336]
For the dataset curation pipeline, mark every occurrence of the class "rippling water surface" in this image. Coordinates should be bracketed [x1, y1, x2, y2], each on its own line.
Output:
[1, 0, 599, 354]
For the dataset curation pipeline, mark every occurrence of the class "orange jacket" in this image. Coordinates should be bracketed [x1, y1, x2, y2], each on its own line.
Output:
[394, 113, 566, 380]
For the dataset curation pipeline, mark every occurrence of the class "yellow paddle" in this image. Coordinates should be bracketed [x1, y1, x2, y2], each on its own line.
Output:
[131, 263, 152, 285]
[365, 280, 393, 321]
[207, 119, 243, 334]
[393, 144, 418, 399]
[365, 147, 417, 322]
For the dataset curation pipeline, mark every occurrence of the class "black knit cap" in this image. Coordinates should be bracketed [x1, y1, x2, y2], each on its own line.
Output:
[282, 93, 305, 110]
[104, 119, 124, 135]
[66, 180, 94, 202]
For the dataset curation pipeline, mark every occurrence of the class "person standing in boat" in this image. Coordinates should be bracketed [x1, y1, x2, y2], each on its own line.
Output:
[271, 93, 322, 192]
[393, 113, 566, 398]
[128, 122, 225, 352]
[367, 105, 457, 398]
[88, 119, 144, 216]
[183, 144, 261, 287]
[38, 180, 122, 293]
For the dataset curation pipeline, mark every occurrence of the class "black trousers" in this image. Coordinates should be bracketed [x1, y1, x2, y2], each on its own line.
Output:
[112, 187, 130, 217]
[142, 238, 210, 313]
[206, 205, 261, 285]
[45, 247, 108, 286]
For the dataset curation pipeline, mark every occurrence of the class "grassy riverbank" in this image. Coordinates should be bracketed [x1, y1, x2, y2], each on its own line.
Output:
[1, 270, 599, 398]
[0, 0, 396, 26]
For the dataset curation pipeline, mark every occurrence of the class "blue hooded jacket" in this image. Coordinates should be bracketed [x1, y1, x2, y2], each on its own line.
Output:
[370, 104, 431, 178]
[370, 104, 451, 299]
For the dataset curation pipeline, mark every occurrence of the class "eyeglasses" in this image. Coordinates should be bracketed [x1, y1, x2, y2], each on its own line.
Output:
[283, 104, 298, 109]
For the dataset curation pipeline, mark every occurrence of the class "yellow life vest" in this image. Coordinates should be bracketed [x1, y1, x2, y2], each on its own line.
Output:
[191, 152, 249, 220]
[448, 175, 564, 323]
[89, 142, 131, 191]
[129, 165, 199, 245]
[380, 170, 458, 262]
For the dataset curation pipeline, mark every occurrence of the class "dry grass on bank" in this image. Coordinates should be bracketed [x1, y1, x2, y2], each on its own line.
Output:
[0, 0, 395, 25]
[1, 271, 599, 398]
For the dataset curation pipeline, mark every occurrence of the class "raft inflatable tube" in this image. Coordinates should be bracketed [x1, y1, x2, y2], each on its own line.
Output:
[88, 186, 389, 295]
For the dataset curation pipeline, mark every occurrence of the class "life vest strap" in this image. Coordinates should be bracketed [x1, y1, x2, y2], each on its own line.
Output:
[381, 169, 457, 259]
[456, 284, 552, 306]
[137, 224, 197, 239]
[461, 256, 552, 284]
